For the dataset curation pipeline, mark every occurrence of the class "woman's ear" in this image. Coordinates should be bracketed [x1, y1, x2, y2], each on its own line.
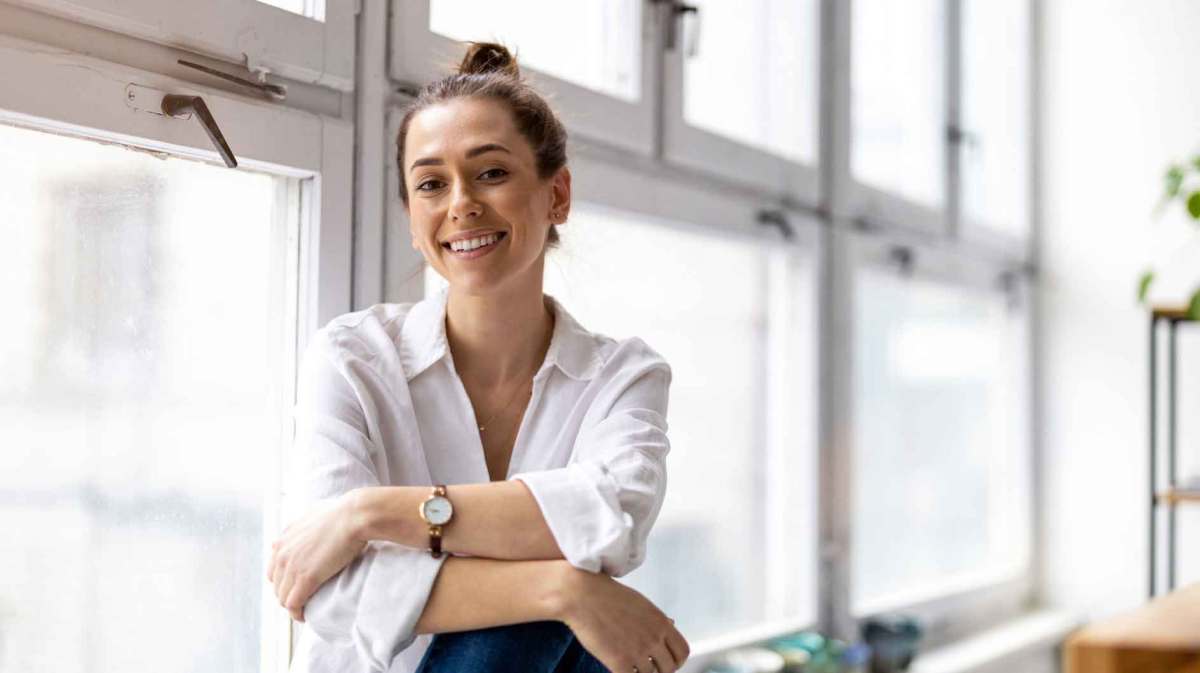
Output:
[550, 166, 572, 223]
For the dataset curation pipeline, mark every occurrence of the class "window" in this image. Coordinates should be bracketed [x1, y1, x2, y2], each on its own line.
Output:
[850, 0, 947, 212]
[393, 0, 656, 156]
[662, 0, 821, 201]
[429, 0, 640, 102]
[959, 0, 1032, 244]
[0, 122, 297, 673]
[0, 29, 352, 671]
[849, 246, 1032, 616]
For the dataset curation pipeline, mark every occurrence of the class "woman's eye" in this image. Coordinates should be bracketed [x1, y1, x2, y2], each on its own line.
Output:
[416, 179, 444, 192]
[479, 168, 508, 180]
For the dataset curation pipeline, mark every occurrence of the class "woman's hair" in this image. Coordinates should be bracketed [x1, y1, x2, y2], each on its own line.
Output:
[396, 41, 569, 251]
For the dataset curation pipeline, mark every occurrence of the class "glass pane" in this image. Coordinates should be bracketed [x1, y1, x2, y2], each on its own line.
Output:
[851, 0, 946, 208]
[851, 268, 1031, 612]
[961, 0, 1031, 239]
[429, 0, 641, 102]
[427, 206, 819, 641]
[683, 0, 820, 164]
[0, 123, 297, 672]
[257, 0, 325, 21]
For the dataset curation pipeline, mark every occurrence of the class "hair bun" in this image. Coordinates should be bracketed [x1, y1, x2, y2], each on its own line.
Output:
[458, 41, 520, 79]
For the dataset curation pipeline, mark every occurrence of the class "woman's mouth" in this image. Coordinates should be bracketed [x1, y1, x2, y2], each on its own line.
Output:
[442, 231, 507, 260]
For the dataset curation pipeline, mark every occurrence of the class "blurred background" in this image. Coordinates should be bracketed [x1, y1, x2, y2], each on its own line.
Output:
[1, 1, 1198, 672]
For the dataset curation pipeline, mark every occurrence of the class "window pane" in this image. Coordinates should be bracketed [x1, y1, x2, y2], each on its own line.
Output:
[0, 123, 296, 672]
[429, 0, 641, 102]
[683, 0, 820, 164]
[257, 0, 325, 21]
[851, 0, 946, 208]
[851, 268, 1031, 612]
[430, 206, 818, 641]
[961, 0, 1031, 239]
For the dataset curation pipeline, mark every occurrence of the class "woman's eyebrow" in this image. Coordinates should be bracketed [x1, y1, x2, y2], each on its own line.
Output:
[409, 143, 511, 173]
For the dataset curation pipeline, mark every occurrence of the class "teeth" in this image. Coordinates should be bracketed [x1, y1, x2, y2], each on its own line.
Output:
[450, 233, 501, 252]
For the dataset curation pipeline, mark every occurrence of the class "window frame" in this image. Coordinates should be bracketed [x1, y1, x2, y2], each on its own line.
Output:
[823, 226, 1037, 650]
[658, 1, 821, 205]
[953, 0, 1036, 261]
[0, 25, 353, 671]
[6, 0, 356, 91]
[837, 0, 1034, 264]
[388, 0, 661, 157]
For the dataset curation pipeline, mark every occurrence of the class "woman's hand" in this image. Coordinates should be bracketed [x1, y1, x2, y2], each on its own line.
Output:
[267, 492, 367, 622]
[557, 566, 690, 673]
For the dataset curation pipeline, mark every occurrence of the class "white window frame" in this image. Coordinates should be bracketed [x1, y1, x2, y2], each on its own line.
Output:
[388, 0, 660, 157]
[0, 24, 353, 672]
[5, 0, 356, 91]
[659, 4, 821, 206]
[822, 226, 1036, 650]
[953, 0, 1035, 262]
[835, 0, 1033, 262]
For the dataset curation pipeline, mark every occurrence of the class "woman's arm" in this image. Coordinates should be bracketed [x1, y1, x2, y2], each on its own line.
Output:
[353, 481, 563, 561]
[414, 555, 567, 633]
[421, 556, 692, 673]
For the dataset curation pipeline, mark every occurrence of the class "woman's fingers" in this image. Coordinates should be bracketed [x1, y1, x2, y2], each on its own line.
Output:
[648, 641, 678, 673]
[663, 628, 690, 668]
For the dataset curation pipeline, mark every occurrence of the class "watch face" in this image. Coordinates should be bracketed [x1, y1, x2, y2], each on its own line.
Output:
[423, 496, 453, 525]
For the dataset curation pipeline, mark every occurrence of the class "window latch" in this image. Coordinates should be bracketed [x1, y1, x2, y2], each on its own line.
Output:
[161, 94, 238, 168]
[757, 208, 795, 240]
[652, 0, 701, 56]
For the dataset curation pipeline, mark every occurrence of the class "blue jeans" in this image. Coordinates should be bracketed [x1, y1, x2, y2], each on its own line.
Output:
[414, 621, 610, 673]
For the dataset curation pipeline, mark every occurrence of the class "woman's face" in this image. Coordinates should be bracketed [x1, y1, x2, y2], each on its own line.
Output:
[403, 96, 570, 296]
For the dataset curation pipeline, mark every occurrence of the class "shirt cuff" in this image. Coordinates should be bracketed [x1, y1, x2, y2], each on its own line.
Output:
[303, 541, 447, 672]
[513, 462, 636, 575]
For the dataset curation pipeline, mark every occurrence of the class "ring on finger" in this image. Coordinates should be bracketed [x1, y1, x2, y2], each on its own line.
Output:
[648, 656, 661, 673]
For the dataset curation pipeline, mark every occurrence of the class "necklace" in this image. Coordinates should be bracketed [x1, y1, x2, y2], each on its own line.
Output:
[476, 374, 532, 432]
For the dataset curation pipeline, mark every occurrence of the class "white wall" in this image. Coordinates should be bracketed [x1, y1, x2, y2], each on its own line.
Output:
[1039, 0, 1200, 620]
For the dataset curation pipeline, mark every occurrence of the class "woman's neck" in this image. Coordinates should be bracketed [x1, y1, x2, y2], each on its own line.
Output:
[444, 279, 555, 389]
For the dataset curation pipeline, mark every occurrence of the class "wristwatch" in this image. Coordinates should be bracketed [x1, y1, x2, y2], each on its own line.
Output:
[418, 484, 453, 558]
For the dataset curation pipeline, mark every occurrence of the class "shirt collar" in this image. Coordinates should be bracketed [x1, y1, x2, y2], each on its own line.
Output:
[399, 285, 603, 383]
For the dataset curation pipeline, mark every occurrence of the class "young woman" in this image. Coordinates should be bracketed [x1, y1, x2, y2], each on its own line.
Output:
[266, 43, 690, 673]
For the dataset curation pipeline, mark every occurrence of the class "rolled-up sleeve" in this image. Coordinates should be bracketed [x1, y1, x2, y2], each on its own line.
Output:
[285, 328, 446, 672]
[512, 346, 672, 577]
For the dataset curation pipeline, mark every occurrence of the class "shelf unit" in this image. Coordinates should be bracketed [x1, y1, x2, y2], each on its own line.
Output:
[1148, 306, 1197, 598]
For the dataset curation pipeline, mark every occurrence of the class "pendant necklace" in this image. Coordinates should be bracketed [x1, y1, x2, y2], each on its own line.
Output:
[477, 374, 532, 432]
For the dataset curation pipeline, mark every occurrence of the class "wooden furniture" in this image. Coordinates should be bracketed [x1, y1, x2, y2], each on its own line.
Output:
[1063, 582, 1200, 673]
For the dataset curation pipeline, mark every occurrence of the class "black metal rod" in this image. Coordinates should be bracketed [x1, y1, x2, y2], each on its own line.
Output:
[1149, 315, 1157, 598]
[1168, 319, 1178, 591]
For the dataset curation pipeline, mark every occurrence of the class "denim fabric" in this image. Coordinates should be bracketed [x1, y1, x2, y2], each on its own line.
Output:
[414, 621, 611, 673]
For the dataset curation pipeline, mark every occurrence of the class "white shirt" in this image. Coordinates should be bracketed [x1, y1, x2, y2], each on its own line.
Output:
[285, 285, 673, 673]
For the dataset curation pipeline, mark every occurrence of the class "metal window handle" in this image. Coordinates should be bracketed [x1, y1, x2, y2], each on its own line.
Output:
[161, 94, 238, 168]
[756, 208, 795, 240]
[177, 59, 287, 101]
[653, 0, 700, 55]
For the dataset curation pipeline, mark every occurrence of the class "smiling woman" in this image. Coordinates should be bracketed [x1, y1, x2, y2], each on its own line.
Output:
[272, 41, 690, 673]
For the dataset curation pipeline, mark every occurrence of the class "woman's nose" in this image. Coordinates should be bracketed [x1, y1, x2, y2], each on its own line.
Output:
[449, 185, 483, 221]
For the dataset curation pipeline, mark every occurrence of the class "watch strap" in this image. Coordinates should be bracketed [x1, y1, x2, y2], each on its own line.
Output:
[428, 484, 448, 558]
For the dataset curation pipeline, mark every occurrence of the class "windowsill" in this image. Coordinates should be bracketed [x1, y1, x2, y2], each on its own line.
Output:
[910, 610, 1081, 673]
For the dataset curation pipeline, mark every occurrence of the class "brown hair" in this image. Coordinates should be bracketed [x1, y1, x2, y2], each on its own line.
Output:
[396, 41, 569, 251]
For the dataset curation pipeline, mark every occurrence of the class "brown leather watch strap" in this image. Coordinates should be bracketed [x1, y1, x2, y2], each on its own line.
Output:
[429, 484, 448, 558]
[429, 525, 443, 558]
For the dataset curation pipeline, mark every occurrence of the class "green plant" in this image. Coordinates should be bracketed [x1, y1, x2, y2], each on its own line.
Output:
[1137, 161, 1200, 319]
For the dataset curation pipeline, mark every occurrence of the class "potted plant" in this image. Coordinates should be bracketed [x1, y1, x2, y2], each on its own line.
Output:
[1138, 161, 1200, 318]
